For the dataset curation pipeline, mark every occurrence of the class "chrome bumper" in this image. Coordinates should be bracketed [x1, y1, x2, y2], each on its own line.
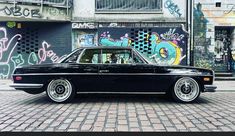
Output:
[10, 83, 43, 89]
[204, 85, 217, 92]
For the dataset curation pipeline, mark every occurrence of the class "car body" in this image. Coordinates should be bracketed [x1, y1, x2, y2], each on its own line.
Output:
[10, 46, 216, 103]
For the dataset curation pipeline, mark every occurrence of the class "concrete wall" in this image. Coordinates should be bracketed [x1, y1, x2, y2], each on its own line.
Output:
[72, 0, 187, 22]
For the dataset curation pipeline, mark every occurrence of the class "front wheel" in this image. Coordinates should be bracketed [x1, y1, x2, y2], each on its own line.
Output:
[46, 79, 75, 103]
[172, 77, 201, 103]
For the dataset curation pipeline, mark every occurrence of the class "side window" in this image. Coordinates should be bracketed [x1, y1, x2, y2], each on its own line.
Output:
[79, 49, 101, 64]
[102, 49, 132, 64]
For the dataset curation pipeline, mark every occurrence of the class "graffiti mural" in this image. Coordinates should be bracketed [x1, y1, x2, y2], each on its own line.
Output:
[98, 27, 187, 65]
[0, 22, 71, 79]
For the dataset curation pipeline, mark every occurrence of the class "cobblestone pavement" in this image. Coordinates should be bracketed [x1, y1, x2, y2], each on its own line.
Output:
[0, 91, 235, 132]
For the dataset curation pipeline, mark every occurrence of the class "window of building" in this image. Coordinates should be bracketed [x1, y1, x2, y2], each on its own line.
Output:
[215, 2, 221, 7]
[95, 0, 162, 12]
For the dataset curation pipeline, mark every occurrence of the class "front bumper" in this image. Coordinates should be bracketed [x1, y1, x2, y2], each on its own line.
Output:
[204, 85, 217, 92]
[10, 83, 43, 89]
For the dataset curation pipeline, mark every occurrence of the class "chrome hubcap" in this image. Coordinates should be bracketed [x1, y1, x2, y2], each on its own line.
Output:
[47, 79, 72, 102]
[174, 77, 199, 102]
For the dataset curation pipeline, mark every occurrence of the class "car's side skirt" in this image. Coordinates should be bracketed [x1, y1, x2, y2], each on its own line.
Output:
[76, 92, 166, 94]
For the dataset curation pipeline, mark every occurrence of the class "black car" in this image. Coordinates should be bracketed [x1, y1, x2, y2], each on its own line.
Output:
[10, 46, 216, 103]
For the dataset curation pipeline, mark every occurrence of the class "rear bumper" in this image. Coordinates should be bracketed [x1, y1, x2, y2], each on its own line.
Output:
[204, 85, 217, 92]
[10, 83, 43, 89]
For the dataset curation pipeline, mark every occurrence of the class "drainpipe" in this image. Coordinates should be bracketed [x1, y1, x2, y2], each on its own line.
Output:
[40, 0, 43, 15]
[184, 0, 191, 66]
[66, 0, 69, 16]
[190, 0, 194, 66]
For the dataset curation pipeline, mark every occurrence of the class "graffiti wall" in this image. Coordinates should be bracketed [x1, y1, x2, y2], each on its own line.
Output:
[0, 22, 71, 79]
[98, 27, 187, 65]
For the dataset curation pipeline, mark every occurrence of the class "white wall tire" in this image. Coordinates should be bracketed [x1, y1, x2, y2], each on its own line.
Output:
[46, 79, 75, 103]
[172, 77, 200, 103]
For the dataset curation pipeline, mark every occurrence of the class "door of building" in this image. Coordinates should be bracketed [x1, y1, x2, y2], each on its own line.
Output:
[214, 26, 233, 72]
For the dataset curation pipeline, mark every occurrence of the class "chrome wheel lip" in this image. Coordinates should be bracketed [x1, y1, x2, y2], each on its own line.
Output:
[47, 79, 72, 102]
[174, 77, 199, 102]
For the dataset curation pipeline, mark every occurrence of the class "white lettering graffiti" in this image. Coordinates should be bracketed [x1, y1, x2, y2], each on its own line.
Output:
[0, 27, 22, 61]
[72, 23, 96, 29]
[0, 5, 41, 18]
[0, 27, 22, 79]
[160, 28, 184, 41]
[38, 41, 60, 64]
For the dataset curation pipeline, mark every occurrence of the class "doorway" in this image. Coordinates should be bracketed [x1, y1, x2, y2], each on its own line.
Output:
[214, 26, 233, 72]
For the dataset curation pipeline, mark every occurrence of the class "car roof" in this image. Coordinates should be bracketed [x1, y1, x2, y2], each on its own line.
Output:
[78, 46, 133, 50]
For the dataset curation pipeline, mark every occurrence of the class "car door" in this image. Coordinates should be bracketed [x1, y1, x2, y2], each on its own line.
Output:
[73, 48, 101, 92]
[97, 48, 156, 92]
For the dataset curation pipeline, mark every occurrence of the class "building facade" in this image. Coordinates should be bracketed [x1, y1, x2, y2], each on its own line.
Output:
[72, 0, 190, 66]
[194, 0, 235, 72]
[0, 0, 193, 79]
[0, 0, 72, 79]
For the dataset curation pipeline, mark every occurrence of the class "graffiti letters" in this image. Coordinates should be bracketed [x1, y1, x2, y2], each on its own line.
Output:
[0, 27, 22, 62]
[47, 7, 66, 16]
[164, 0, 182, 18]
[0, 27, 22, 79]
[38, 41, 61, 64]
[72, 23, 97, 29]
[0, 5, 41, 18]
[160, 28, 185, 42]
[11, 54, 24, 68]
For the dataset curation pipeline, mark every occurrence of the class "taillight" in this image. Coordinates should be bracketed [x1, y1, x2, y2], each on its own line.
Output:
[15, 76, 22, 81]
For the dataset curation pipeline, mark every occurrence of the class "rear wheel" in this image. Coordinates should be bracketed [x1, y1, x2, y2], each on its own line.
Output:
[172, 77, 200, 103]
[46, 79, 75, 103]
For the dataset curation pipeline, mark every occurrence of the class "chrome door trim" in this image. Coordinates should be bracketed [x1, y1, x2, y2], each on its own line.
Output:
[12, 73, 212, 76]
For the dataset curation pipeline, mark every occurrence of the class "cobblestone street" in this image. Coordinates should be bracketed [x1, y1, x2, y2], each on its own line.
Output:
[0, 90, 235, 132]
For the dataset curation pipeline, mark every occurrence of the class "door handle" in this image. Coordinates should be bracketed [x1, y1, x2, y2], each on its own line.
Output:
[99, 70, 109, 73]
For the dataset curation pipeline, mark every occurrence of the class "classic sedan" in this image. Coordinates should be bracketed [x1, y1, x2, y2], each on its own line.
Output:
[10, 46, 216, 103]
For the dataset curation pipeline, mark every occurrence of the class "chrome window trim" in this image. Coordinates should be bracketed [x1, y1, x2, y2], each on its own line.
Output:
[77, 48, 87, 63]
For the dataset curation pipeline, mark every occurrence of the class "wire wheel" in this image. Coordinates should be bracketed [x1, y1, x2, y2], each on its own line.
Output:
[47, 79, 74, 103]
[173, 77, 200, 102]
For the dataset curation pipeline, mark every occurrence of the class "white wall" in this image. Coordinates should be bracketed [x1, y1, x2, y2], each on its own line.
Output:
[72, 0, 186, 22]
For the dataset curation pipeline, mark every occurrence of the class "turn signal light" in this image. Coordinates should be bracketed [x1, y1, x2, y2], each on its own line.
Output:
[203, 77, 210, 81]
[15, 76, 22, 81]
